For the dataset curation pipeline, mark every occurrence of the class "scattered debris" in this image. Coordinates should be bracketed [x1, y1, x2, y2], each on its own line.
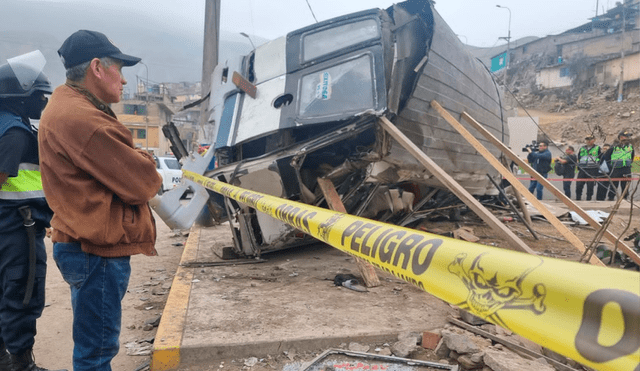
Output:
[333, 274, 368, 293]
[299, 349, 458, 371]
[569, 210, 609, 225]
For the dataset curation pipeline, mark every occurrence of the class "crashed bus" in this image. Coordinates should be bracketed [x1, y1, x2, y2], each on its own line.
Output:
[153, 0, 509, 257]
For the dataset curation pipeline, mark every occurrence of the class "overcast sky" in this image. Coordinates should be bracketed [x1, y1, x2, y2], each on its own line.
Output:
[40, 0, 607, 48]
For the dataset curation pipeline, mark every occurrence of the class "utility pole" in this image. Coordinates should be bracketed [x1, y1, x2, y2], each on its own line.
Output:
[618, 2, 626, 102]
[140, 62, 150, 150]
[201, 0, 221, 144]
[496, 5, 511, 84]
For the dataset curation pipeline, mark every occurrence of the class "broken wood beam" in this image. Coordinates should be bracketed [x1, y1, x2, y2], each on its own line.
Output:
[316, 177, 380, 287]
[429, 100, 603, 266]
[378, 116, 536, 255]
[463, 108, 640, 265]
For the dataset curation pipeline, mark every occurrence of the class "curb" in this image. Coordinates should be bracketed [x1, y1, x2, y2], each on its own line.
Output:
[151, 227, 200, 371]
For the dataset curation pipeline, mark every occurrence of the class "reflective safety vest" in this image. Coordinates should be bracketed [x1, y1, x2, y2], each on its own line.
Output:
[0, 111, 46, 201]
[578, 146, 600, 167]
[0, 163, 45, 200]
[610, 144, 633, 168]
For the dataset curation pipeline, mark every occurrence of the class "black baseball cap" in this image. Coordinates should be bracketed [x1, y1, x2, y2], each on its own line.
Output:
[619, 130, 632, 137]
[58, 30, 141, 69]
[585, 134, 595, 140]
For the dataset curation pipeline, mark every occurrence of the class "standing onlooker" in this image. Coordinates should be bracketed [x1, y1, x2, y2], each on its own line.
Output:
[602, 131, 635, 201]
[526, 140, 552, 200]
[38, 30, 162, 371]
[0, 51, 66, 371]
[555, 146, 577, 198]
[596, 143, 612, 201]
[575, 135, 601, 201]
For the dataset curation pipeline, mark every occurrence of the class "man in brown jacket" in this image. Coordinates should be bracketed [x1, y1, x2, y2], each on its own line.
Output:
[38, 30, 162, 371]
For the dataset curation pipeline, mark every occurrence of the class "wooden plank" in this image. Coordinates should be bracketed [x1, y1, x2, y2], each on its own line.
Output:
[378, 116, 536, 255]
[448, 318, 580, 371]
[459, 110, 640, 266]
[316, 177, 380, 288]
[428, 101, 603, 266]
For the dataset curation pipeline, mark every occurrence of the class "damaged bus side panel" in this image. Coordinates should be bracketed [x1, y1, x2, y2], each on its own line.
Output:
[159, 0, 509, 256]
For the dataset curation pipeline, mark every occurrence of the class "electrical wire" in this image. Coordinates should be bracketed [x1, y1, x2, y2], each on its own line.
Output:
[305, 0, 319, 23]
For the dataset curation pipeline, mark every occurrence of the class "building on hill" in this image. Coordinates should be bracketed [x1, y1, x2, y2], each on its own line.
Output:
[111, 82, 175, 155]
[489, 0, 640, 92]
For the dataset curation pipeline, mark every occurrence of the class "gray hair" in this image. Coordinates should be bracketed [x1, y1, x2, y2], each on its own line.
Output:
[65, 57, 119, 82]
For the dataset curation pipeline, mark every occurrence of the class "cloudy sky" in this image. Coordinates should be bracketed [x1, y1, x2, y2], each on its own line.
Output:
[40, 0, 605, 48]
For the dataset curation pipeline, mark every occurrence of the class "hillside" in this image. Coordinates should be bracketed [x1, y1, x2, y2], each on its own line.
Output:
[0, 0, 267, 90]
[515, 85, 640, 148]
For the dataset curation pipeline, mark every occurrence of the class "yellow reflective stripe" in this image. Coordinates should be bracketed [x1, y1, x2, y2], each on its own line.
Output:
[0, 163, 45, 200]
[1, 169, 43, 193]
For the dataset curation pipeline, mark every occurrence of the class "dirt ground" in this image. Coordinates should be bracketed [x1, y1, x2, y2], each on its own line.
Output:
[29, 88, 640, 370]
[30, 201, 639, 371]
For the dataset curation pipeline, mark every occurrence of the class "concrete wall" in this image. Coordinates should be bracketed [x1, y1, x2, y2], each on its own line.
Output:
[509, 33, 598, 63]
[562, 31, 637, 60]
[536, 66, 573, 89]
[593, 53, 640, 85]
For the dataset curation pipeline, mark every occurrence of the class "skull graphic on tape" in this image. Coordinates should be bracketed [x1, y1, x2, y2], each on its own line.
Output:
[449, 253, 547, 329]
[318, 214, 345, 243]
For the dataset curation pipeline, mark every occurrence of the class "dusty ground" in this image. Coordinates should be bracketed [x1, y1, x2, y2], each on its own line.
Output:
[30, 201, 638, 371]
[30, 88, 640, 370]
[177, 199, 639, 371]
[516, 85, 640, 147]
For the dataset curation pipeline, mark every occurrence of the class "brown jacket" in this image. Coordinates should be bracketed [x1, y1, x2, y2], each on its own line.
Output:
[38, 83, 163, 257]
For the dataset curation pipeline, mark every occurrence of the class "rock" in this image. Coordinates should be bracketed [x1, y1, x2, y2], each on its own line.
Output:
[391, 339, 417, 358]
[244, 357, 258, 367]
[145, 315, 162, 328]
[347, 342, 369, 352]
[377, 347, 392, 356]
[442, 332, 481, 354]
[434, 338, 450, 358]
[398, 331, 421, 344]
[457, 352, 484, 369]
[484, 348, 555, 371]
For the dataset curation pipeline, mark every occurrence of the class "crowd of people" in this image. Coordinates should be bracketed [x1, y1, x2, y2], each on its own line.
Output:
[533, 132, 635, 201]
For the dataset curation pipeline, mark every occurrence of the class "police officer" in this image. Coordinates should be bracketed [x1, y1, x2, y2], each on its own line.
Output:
[0, 51, 66, 371]
[575, 134, 601, 201]
[602, 131, 635, 201]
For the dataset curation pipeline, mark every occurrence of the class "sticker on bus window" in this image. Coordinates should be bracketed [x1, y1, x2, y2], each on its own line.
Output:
[315, 71, 332, 100]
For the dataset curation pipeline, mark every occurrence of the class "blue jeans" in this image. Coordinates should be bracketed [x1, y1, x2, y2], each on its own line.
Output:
[528, 172, 548, 200]
[53, 242, 130, 371]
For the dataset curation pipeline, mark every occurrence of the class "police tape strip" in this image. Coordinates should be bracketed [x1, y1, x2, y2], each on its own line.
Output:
[516, 177, 639, 182]
[183, 170, 640, 371]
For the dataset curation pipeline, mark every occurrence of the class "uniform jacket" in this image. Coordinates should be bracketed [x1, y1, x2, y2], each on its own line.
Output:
[0, 110, 52, 232]
[38, 83, 162, 257]
[527, 148, 552, 174]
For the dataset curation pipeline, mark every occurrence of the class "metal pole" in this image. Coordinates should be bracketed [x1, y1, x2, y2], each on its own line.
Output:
[240, 32, 256, 50]
[496, 5, 512, 80]
[618, 2, 626, 102]
[140, 62, 149, 151]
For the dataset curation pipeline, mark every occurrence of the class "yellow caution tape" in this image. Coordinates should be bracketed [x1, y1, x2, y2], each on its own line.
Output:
[183, 170, 640, 371]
